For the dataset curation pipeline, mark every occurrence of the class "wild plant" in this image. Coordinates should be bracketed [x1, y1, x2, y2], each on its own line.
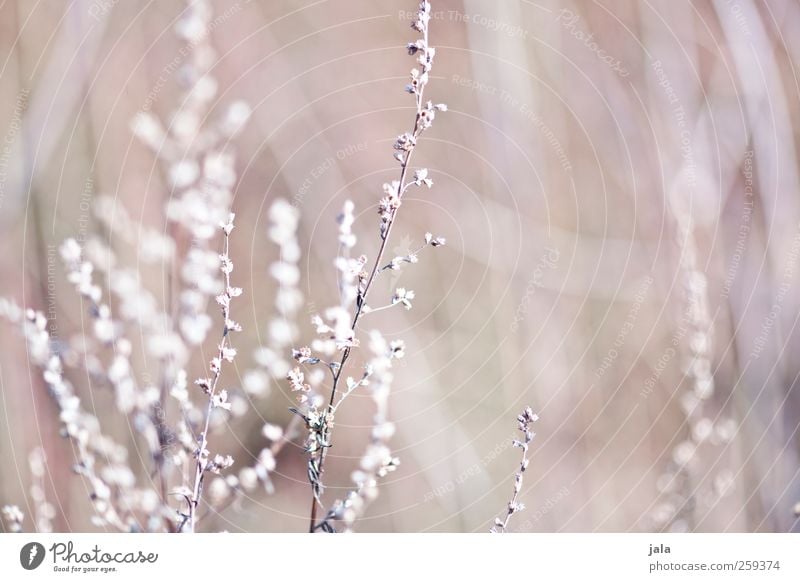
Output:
[491, 407, 538, 533]
[649, 193, 736, 531]
[283, 0, 449, 533]
[0, 0, 254, 532]
[0, 0, 449, 534]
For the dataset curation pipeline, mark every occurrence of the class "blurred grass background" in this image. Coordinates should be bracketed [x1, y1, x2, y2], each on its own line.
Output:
[1, 0, 799, 532]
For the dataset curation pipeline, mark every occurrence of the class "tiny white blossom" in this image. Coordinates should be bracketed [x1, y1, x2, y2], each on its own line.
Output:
[391, 287, 415, 310]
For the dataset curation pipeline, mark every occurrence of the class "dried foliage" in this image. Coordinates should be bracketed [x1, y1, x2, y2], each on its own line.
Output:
[0, 0, 452, 534]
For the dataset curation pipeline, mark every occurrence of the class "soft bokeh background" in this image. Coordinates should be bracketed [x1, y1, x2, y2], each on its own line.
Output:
[1, 0, 799, 532]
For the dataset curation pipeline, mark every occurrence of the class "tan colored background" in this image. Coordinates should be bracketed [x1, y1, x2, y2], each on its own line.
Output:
[1, 0, 799, 532]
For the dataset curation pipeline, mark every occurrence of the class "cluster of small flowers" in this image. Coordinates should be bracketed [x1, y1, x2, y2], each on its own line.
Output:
[92, 195, 175, 264]
[305, 199, 368, 361]
[132, 0, 251, 354]
[59, 239, 162, 450]
[405, 2, 434, 97]
[0, 1, 260, 533]
[85, 199, 182, 388]
[378, 181, 401, 239]
[291, 0, 448, 533]
[652, 201, 737, 532]
[2, 505, 24, 533]
[491, 407, 538, 533]
[379, 231, 444, 277]
[362, 232, 445, 316]
[206, 425, 281, 507]
[0, 0, 453, 535]
[380, 1, 447, 240]
[246, 199, 305, 399]
[0, 301, 158, 531]
[185, 214, 241, 532]
[318, 331, 402, 532]
[75, 228, 164, 350]
[335, 200, 368, 309]
[240, 424, 284, 495]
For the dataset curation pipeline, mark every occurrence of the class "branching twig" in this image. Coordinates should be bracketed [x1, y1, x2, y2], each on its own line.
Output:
[185, 214, 241, 533]
[305, 0, 446, 533]
[491, 407, 538, 533]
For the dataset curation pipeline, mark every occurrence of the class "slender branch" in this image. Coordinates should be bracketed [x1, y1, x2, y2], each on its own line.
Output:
[308, 62, 427, 537]
[185, 216, 239, 533]
[306, 2, 443, 532]
[492, 407, 538, 533]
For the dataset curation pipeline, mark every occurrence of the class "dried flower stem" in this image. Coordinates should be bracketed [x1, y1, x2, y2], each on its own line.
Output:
[0, 302, 134, 530]
[313, 332, 401, 532]
[185, 215, 240, 533]
[491, 407, 538, 533]
[307, 2, 439, 532]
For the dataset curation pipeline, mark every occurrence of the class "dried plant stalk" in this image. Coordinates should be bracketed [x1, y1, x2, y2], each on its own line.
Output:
[491, 407, 538, 533]
[284, 0, 448, 533]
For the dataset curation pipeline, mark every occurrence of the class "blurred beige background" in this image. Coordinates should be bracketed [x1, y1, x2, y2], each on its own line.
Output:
[1, 0, 799, 532]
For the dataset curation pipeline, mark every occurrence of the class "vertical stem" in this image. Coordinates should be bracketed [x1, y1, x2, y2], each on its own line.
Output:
[308, 23, 429, 532]
[185, 230, 234, 533]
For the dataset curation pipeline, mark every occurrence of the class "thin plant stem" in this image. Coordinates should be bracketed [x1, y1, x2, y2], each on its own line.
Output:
[492, 407, 538, 533]
[186, 221, 237, 533]
[307, 37, 429, 533]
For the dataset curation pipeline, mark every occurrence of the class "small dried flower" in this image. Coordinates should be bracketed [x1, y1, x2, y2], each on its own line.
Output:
[391, 287, 416, 310]
[221, 212, 236, 235]
[292, 346, 319, 364]
[287, 367, 311, 401]
[212, 389, 232, 410]
[394, 132, 416, 153]
[194, 378, 211, 394]
[390, 340, 406, 359]
[221, 346, 237, 362]
[209, 454, 234, 474]
[413, 168, 433, 188]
